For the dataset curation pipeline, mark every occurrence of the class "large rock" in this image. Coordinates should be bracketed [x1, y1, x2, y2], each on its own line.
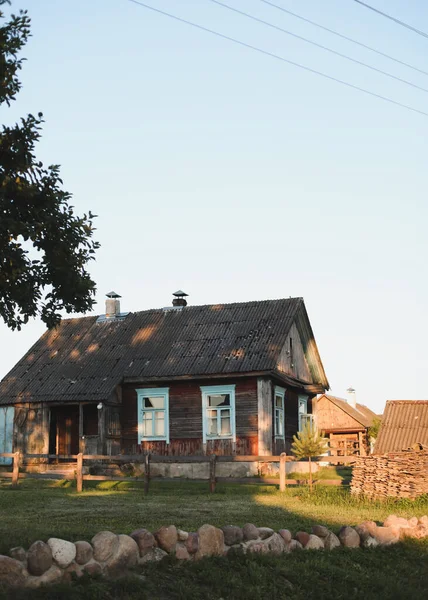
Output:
[185, 533, 199, 555]
[295, 532, 310, 547]
[75, 541, 93, 565]
[242, 523, 259, 541]
[155, 525, 178, 553]
[419, 515, 428, 526]
[175, 544, 190, 560]
[278, 529, 292, 544]
[222, 526, 243, 546]
[383, 515, 409, 529]
[304, 535, 324, 550]
[247, 542, 269, 554]
[9, 547, 27, 563]
[177, 530, 189, 542]
[371, 526, 400, 546]
[0, 555, 26, 588]
[63, 562, 83, 583]
[312, 525, 329, 538]
[362, 536, 378, 548]
[130, 529, 156, 557]
[338, 526, 360, 548]
[82, 560, 103, 576]
[106, 535, 139, 575]
[264, 533, 286, 555]
[92, 531, 119, 563]
[355, 522, 376, 542]
[287, 540, 303, 552]
[139, 548, 168, 564]
[26, 565, 63, 589]
[324, 532, 340, 550]
[27, 541, 52, 576]
[408, 517, 418, 528]
[196, 524, 224, 558]
[258, 527, 274, 540]
[400, 524, 428, 540]
[47, 538, 76, 569]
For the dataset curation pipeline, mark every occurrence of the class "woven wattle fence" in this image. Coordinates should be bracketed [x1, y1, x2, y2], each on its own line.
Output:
[350, 450, 428, 500]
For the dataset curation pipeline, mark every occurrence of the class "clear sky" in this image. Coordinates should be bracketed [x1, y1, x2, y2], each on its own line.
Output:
[1, 0, 427, 413]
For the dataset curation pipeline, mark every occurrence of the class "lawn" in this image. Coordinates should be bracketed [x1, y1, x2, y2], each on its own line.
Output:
[0, 479, 427, 599]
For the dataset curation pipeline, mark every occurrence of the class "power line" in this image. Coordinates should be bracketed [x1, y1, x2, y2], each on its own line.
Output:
[259, 0, 428, 77]
[354, 0, 428, 39]
[207, 0, 428, 94]
[126, 0, 428, 118]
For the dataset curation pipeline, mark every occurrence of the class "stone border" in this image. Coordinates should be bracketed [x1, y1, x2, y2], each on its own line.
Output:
[1, 515, 427, 589]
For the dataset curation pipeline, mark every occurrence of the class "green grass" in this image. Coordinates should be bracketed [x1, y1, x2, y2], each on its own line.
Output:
[0, 478, 427, 554]
[1, 480, 427, 598]
[287, 466, 352, 481]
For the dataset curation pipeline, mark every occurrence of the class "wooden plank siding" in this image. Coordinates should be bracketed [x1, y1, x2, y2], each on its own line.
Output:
[276, 322, 313, 383]
[314, 395, 366, 432]
[121, 378, 258, 456]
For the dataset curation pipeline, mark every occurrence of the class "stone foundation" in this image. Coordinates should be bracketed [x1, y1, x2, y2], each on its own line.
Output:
[1, 514, 426, 589]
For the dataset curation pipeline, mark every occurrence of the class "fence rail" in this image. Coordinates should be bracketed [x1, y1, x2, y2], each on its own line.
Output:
[0, 452, 356, 493]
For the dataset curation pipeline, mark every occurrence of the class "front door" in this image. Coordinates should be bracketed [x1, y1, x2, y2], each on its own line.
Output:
[49, 406, 79, 457]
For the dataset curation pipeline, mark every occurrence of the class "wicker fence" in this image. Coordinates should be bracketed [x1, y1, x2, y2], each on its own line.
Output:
[350, 450, 428, 499]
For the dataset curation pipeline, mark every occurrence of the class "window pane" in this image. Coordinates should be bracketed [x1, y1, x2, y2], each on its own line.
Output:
[220, 414, 231, 435]
[154, 412, 165, 436]
[275, 408, 284, 436]
[299, 400, 306, 414]
[208, 394, 230, 407]
[144, 396, 164, 409]
[208, 416, 217, 435]
[275, 395, 283, 408]
[142, 412, 153, 436]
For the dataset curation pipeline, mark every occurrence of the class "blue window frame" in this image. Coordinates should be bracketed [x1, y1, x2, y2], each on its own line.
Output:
[274, 386, 285, 439]
[136, 387, 169, 443]
[200, 385, 236, 443]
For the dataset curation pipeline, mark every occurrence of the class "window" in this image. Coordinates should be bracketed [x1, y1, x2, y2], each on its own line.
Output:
[274, 386, 285, 438]
[298, 395, 313, 431]
[201, 385, 236, 442]
[136, 388, 169, 443]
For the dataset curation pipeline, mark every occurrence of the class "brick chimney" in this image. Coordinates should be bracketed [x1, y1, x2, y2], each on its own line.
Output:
[105, 291, 121, 318]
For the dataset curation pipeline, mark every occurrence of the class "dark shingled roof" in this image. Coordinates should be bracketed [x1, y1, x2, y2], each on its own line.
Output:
[319, 394, 378, 428]
[374, 400, 428, 454]
[0, 297, 328, 405]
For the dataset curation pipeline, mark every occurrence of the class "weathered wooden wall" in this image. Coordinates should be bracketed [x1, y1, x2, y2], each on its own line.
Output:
[13, 404, 49, 460]
[121, 378, 258, 456]
[276, 323, 312, 383]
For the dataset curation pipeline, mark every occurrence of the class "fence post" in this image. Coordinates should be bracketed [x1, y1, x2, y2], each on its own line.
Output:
[76, 453, 83, 493]
[144, 453, 151, 495]
[209, 454, 217, 493]
[12, 451, 20, 488]
[280, 452, 287, 492]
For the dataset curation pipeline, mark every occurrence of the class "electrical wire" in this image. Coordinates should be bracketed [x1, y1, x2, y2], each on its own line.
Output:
[127, 0, 428, 118]
[259, 0, 428, 77]
[353, 0, 428, 39]
[207, 0, 428, 94]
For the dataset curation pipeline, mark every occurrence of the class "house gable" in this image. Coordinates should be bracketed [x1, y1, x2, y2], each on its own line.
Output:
[276, 322, 313, 383]
[315, 394, 367, 432]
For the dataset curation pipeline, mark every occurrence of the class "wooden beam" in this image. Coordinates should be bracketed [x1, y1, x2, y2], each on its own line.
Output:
[279, 452, 287, 492]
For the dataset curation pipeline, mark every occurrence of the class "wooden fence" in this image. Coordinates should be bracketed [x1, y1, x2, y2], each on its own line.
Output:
[0, 452, 356, 493]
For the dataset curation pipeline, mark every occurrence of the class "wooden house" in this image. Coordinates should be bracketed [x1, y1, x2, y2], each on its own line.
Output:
[313, 393, 378, 456]
[0, 293, 329, 464]
[374, 400, 428, 454]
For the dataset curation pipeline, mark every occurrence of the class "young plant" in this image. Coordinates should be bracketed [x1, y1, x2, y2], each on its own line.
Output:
[291, 422, 328, 492]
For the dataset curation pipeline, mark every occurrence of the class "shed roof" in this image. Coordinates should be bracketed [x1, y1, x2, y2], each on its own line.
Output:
[318, 394, 377, 429]
[0, 297, 329, 405]
[374, 400, 428, 454]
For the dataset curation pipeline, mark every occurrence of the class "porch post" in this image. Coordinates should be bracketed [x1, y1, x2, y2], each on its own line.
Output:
[98, 403, 106, 455]
[78, 403, 84, 453]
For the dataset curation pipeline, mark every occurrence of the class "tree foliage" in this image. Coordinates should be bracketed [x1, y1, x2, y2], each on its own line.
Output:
[368, 416, 382, 440]
[0, 0, 99, 330]
[291, 421, 328, 492]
